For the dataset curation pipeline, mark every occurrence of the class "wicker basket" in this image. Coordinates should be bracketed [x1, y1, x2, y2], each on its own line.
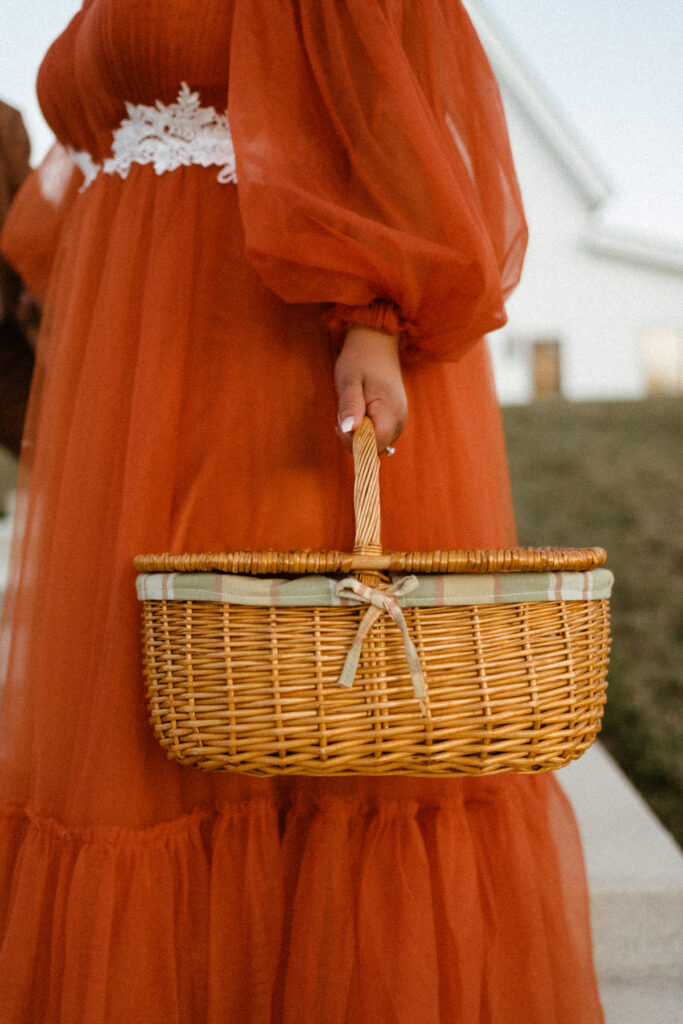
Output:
[134, 418, 612, 775]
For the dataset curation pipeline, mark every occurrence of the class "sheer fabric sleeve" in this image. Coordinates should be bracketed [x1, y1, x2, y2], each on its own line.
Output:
[0, 143, 81, 304]
[229, 0, 527, 361]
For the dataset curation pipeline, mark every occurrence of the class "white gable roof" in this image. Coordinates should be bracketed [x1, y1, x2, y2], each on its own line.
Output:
[585, 225, 683, 276]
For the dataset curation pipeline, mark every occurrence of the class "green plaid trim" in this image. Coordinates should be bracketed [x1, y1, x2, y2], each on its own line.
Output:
[136, 569, 613, 606]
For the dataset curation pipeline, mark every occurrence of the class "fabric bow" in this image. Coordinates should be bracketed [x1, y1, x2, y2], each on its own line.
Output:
[335, 575, 427, 716]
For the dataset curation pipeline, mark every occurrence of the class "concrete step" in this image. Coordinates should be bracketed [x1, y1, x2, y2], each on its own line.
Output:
[600, 980, 683, 1024]
[560, 743, 683, 1021]
[560, 743, 683, 983]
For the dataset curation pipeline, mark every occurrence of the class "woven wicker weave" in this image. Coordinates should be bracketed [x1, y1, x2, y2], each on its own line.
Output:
[135, 418, 610, 775]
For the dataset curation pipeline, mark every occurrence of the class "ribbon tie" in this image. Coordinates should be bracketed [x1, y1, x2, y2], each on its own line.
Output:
[336, 575, 427, 715]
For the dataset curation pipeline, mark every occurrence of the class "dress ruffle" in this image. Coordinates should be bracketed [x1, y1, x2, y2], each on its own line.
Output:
[0, 777, 602, 1024]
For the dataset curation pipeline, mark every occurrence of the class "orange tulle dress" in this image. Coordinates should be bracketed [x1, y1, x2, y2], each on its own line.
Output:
[0, 1, 604, 1021]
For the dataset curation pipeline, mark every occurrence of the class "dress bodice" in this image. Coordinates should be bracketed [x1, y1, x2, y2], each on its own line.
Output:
[37, 0, 234, 161]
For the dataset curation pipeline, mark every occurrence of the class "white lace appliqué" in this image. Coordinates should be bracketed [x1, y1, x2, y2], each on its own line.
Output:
[69, 83, 237, 191]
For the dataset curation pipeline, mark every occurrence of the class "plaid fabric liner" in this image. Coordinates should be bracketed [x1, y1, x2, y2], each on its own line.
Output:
[136, 569, 613, 607]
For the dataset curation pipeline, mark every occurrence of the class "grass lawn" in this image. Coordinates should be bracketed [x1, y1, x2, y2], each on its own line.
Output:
[502, 397, 682, 847]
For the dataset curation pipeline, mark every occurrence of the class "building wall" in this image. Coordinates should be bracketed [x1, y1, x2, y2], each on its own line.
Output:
[489, 88, 683, 403]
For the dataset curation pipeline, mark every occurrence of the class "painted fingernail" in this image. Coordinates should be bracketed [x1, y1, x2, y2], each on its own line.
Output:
[340, 416, 355, 433]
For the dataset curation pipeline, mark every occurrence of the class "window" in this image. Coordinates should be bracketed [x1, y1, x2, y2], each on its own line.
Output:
[641, 329, 682, 395]
[532, 339, 562, 399]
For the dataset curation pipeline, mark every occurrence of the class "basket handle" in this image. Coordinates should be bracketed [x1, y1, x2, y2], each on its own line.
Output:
[351, 417, 383, 584]
[134, 415, 608, 576]
[352, 417, 381, 553]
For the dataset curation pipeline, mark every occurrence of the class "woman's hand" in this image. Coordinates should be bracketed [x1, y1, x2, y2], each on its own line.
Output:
[334, 325, 407, 453]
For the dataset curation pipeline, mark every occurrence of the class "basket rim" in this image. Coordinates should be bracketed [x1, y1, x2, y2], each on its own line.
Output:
[133, 545, 607, 576]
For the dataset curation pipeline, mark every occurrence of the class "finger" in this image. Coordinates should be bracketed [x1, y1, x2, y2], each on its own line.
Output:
[366, 394, 407, 453]
[365, 406, 394, 453]
[336, 377, 367, 451]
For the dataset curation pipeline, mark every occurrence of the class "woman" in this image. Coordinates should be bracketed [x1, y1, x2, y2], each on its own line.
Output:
[0, 99, 35, 458]
[0, 1, 604, 1021]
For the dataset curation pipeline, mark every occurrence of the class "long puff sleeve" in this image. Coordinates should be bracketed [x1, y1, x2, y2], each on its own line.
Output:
[0, 144, 81, 305]
[229, 0, 527, 361]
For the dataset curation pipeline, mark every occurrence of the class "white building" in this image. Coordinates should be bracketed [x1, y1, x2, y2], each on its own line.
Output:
[466, 2, 683, 403]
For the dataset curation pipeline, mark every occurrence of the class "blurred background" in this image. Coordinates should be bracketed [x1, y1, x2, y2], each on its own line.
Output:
[0, 0, 681, 846]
